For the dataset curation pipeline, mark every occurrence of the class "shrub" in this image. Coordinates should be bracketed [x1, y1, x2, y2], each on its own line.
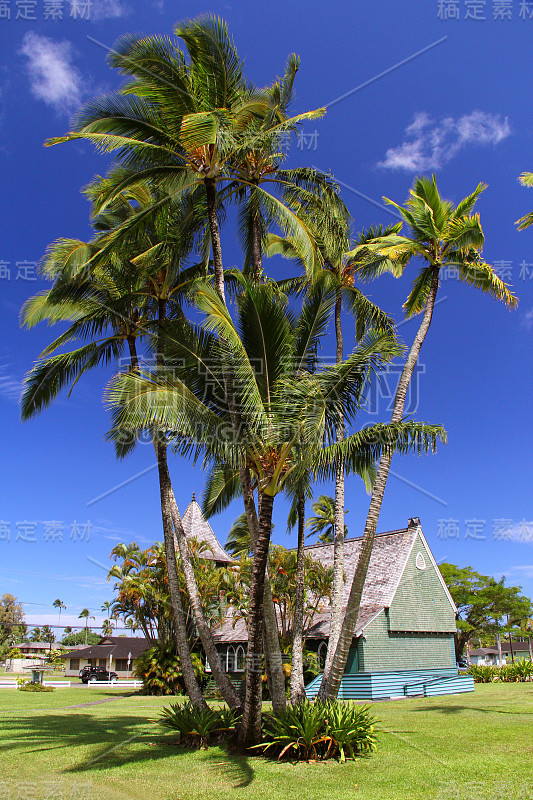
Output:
[323, 701, 378, 762]
[468, 664, 497, 683]
[468, 660, 533, 683]
[254, 700, 379, 762]
[498, 659, 533, 682]
[159, 702, 241, 748]
[256, 700, 328, 761]
[134, 643, 206, 696]
[18, 682, 54, 692]
[513, 658, 533, 681]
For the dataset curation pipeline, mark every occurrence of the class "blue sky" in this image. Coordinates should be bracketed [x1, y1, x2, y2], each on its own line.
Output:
[1, 0, 532, 633]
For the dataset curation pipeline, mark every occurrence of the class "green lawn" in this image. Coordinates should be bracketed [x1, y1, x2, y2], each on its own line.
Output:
[0, 684, 532, 800]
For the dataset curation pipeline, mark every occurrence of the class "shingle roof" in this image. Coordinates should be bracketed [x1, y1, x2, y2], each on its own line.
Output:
[212, 527, 418, 643]
[180, 497, 235, 564]
[304, 527, 415, 608]
[63, 636, 151, 660]
[469, 643, 531, 656]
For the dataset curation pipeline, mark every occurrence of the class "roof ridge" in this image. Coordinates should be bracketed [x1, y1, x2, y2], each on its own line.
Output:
[301, 528, 409, 551]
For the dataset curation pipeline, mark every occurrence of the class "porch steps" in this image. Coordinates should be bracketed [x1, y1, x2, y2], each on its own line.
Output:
[305, 668, 474, 700]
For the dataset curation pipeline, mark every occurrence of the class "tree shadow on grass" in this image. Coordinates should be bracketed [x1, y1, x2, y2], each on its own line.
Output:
[410, 703, 532, 715]
[0, 710, 254, 788]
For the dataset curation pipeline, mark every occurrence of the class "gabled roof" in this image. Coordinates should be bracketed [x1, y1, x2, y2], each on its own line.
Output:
[180, 496, 235, 565]
[304, 526, 416, 609]
[63, 636, 151, 660]
[212, 525, 421, 643]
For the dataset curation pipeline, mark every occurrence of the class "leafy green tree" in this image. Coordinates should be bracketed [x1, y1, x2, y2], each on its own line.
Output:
[61, 631, 100, 647]
[439, 563, 532, 661]
[318, 175, 518, 702]
[0, 594, 26, 654]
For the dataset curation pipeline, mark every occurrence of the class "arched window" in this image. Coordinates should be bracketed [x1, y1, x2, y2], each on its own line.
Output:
[226, 646, 236, 672]
[318, 641, 328, 671]
[235, 645, 245, 672]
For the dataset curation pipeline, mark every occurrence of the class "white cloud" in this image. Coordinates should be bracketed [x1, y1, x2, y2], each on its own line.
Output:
[0, 364, 21, 402]
[19, 32, 84, 114]
[378, 110, 511, 171]
[522, 308, 533, 330]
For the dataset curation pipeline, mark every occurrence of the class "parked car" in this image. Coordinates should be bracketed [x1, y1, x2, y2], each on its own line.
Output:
[457, 660, 470, 671]
[80, 667, 118, 684]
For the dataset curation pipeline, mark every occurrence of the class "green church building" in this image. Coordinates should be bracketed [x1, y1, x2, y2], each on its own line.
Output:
[182, 500, 474, 700]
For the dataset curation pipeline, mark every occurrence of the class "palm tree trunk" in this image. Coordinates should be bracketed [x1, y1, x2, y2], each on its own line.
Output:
[317, 266, 440, 701]
[323, 287, 346, 679]
[167, 486, 243, 710]
[156, 440, 207, 709]
[250, 189, 262, 284]
[127, 335, 139, 370]
[290, 493, 306, 704]
[205, 177, 225, 303]
[239, 466, 286, 713]
[154, 296, 207, 709]
[238, 490, 275, 748]
[205, 182, 284, 711]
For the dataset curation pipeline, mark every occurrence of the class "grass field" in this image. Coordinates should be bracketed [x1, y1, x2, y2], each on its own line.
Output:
[0, 684, 532, 800]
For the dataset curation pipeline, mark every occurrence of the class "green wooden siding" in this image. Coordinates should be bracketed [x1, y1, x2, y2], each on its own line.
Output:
[356, 533, 457, 673]
[359, 610, 455, 671]
[387, 533, 456, 633]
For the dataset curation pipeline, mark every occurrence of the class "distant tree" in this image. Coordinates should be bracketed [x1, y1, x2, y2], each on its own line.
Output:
[41, 625, 55, 644]
[53, 599, 66, 640]
[439, 563, 532, 660]
[101, 619, 114, 637]
[305, 495, 348, 543]
[29, 627, 43, 642]
[78, 609, 95, 645]
[0, 594, 26, 654]
[61, 631, 100, 647]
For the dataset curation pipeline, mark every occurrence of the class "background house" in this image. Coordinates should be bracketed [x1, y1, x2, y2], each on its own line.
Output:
[63, 636, 151, 678]
[469, 642, 532, 666]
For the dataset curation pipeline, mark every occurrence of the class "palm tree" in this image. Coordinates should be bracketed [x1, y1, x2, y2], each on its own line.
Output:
[52, 599, 65, 641]
[306, 495, 348, 543]
[516, 171, 533, 230]
[317, 175, 518, 701]
[107, 275, 444, 746]
[46, 17, 324, 304]
[267, 190, 396, 681]
[225, 514, 254, 559]
[44, 20, 331, 713]
[29, 627, 42, 642]
[101, 620, 114, 637]
[20, 180, 237, 711]
[78, 609, 95, 645]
